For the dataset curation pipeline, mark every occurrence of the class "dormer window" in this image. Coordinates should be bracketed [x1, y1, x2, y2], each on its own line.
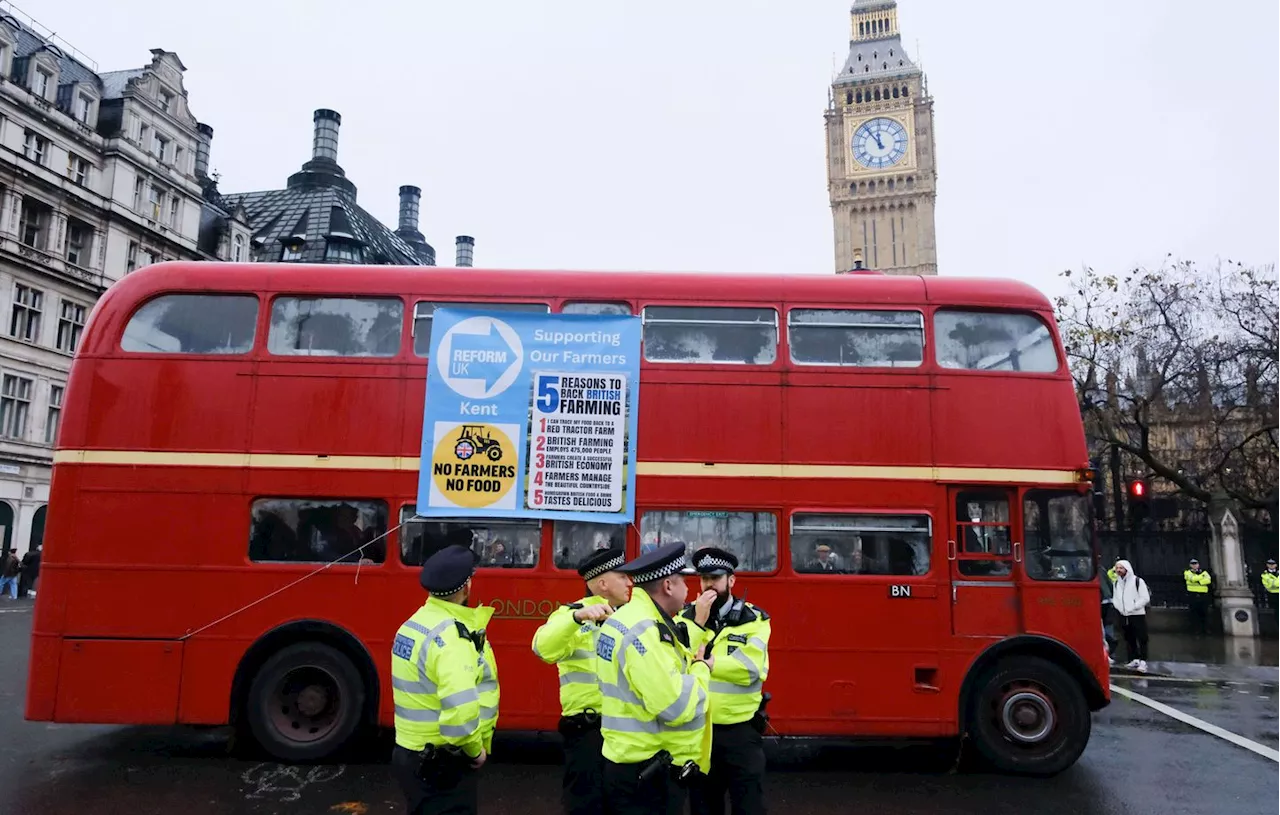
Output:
[282, 240, 305, 262]
[159, 91, 173, 113]
[33, 66, 52, 99]
[324, 237, 364, 263]
[76, 93, 94, 124]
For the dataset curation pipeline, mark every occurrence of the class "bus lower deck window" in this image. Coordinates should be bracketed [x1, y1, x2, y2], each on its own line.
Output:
[248, 498, 387, 564]
[639, 510, 778, 572]
[791, 513, 931, 576]
[399, 507, 540, 568]
[553, 521, 626, 570]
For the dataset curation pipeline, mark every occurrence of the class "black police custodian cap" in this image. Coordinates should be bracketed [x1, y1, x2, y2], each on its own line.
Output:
[692, 546, 738, 576]
[420, 544, 478, 595]
[617, 541, 695, 584]
[578, 548, 627, 581]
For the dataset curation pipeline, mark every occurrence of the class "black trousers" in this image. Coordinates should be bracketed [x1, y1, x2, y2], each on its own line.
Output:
[1120, 614, 1149, 662]
[603, 757, 685, 815]
[689, 722, 766, 815]
[391, 745, 479, 815]
[1188, 593, 1211, 633]
[561, 720, 604, 815]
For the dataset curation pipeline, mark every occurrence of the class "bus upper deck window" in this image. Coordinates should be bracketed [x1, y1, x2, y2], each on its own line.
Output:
[268, 296, 403, 357]
[789, 308, 924, 367]
[121, 294, 258, 354]
[933, 311, 1058, 372]
[642, 306, 778, 365]
[562, 302, 632, 316]
[412, 301, 550, 356]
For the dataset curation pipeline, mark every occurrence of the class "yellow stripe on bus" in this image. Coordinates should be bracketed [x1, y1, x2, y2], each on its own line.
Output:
[52, 449, 1079, 484]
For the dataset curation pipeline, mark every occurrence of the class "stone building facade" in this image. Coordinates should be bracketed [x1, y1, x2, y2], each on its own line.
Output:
[0, 3, 248, 558]
[825, 0, 938, 275]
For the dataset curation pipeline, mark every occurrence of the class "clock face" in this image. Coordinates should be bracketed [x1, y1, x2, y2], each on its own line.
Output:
[852, 117, 909, 169]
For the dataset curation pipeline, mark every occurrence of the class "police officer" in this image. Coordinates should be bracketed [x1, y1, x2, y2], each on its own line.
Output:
[595, 542, 713, 815]
[391, 544, 500, 815]
[1261, 558, 1279, 610]
[1184, 558, 1212, 635]
[682, 547, 770, 815]
[532, 547, 632, 815]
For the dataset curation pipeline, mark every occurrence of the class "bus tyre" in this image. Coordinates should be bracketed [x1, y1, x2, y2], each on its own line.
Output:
[245, 642, 366, 762]
[967, 656, 1089, 777]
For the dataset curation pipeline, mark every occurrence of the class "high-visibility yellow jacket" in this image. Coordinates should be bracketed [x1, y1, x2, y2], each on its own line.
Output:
[532, 595, 613, 717]
[681, 599, 771, 726]
[1184, 569, 1212, 594]
[594, 588, 712, 771]
[1261, 571, 1279, 594]
[391, 597, 499, 757]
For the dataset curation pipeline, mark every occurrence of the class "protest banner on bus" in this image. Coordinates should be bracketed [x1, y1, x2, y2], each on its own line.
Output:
[417, 308, 641, 523]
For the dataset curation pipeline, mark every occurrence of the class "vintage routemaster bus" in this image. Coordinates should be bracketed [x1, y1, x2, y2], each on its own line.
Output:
[26, 262, 1108, 776]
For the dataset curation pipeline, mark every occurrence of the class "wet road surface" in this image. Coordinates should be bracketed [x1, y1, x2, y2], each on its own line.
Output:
[3, 602, 1276, 815]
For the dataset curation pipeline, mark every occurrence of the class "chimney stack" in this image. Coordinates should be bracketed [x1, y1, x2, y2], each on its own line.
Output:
[194, 122, 213, 178]
[455, 236, 475, 267]
[398, 185, 421, 233]
[312, 108, 341, 162]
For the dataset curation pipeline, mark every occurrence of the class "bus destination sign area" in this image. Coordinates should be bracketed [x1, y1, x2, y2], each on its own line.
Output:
[419, 308, 641, 522]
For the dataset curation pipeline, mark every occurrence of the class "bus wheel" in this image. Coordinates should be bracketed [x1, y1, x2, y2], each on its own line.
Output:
[245, 642, 366, 762]
[967, 656, 1089, 776]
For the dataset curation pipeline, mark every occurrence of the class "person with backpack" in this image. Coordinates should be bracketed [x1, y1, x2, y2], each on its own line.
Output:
[1111, 559, 1151, 673]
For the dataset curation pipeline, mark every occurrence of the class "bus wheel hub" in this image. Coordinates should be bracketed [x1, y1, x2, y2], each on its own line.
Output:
[297, 684, 328, 717]
[1000, 688, 1054, 744]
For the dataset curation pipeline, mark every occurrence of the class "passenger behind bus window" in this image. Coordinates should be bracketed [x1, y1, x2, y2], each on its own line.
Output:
[807, 542, 843, 572]
[554, 522, 625, 569]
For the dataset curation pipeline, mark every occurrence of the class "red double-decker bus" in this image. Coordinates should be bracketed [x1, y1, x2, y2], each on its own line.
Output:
[26, 262, 1108, 776]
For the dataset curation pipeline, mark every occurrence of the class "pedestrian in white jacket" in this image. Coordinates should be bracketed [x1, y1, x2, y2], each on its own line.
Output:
[1111, 559, 1151, 673]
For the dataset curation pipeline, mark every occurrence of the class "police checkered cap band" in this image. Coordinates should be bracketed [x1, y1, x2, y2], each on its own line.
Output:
[433, 574, 474, 596]
[697, 555, 735, 572]
[582, 554, 626, 581]
[631, 556, 692, 584]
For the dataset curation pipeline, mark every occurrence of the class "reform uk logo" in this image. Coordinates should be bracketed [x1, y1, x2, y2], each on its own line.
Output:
[435, 316, 524, 399]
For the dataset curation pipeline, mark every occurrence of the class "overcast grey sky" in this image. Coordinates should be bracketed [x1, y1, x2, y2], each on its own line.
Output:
[40, 0, 1280, 300]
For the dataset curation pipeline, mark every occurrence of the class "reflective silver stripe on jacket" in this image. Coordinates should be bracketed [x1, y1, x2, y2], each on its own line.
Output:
[394, 706, 441, 722]
[710, 679, 762, 696]
[440, 688, 479, 708]
[440, 720, 479, 738]
[559, 671, 597, 686]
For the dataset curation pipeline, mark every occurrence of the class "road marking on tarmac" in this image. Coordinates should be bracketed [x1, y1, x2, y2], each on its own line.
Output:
[0, 606, 31, 613]
[1111, 684, 1280, 763]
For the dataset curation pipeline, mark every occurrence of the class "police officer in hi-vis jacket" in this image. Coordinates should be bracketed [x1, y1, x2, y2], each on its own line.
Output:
[390, 544, 499, 815]
[532, 548, 633, 815]
[682, 546, 771, 815]
[595, 542, 714, 815]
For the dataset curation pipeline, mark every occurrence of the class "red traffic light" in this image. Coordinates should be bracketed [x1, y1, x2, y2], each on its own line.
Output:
[1128, 479, 1147, 498]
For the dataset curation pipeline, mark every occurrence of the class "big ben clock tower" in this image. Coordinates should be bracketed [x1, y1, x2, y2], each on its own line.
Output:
[826, 1, 938, 275]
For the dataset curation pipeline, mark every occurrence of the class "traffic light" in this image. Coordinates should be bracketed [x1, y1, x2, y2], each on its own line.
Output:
[1127, 478, 1150, 529]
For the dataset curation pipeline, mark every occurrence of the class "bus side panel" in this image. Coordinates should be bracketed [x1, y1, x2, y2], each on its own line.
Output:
[249, 364, 404, 456]
[178, 638, 244, 724]
[932, 377, 1084, 469]
[24, 633, 61, 720]
[638, 378, 782, 464]
[784, 379, 932, 465]
[81, 359, 255, 452]
[55, 639, 182, 724]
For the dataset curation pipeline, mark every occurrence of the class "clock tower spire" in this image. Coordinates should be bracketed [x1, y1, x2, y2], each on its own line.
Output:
[825, 1, 938, 275]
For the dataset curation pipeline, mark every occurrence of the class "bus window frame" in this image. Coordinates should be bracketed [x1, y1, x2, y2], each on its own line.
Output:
[637, 505, 784, 576]
[785, 305, 927, 371]
[395, 504, 549, 572]
[260, 292, 410, 360]
[117, 291, 264, 358]
[786, 507, 937, 579]
[410, 300, 551, 357]
[638, 302, 783, 369]
[928, 307, 1064, 377]
[549, 519, 632, 573]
